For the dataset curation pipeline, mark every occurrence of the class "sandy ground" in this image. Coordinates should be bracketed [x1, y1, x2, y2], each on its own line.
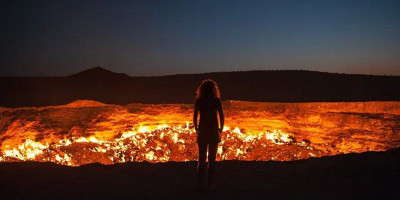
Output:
[1, 148, 399, 200]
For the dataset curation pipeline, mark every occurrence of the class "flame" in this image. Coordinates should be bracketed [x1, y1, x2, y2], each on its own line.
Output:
[0, 100, 399, 166]
[3, 139, 49, 160]
[0, 124, 307, 166]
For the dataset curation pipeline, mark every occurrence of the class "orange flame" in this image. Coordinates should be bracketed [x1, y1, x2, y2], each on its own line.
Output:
[0, 124, 314, 166]
[0, 100, 399, 166]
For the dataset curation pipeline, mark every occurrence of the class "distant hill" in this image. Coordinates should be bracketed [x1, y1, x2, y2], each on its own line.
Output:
[68, 67, 129, 79]
[0, 67, 399, 107]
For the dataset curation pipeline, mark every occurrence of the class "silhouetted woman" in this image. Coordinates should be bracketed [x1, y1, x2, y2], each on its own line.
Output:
[193, 79, 224, 188]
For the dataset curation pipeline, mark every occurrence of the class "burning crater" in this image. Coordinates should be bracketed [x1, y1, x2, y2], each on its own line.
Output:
[0, 100, 399, 166]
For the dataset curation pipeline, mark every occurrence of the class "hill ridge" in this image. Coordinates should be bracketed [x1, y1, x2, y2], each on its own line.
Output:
[68, 66, 129, 78]
[0, 68, 399, 107]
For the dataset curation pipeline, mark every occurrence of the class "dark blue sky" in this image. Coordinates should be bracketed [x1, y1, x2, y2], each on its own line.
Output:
[1, 0, 399, 76]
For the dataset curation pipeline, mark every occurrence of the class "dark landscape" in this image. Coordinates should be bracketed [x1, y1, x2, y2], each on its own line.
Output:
[2, 1, 400, 199]
[1, 68, 400, 199]
[1, 67, 400, 107]
[1, 148, 399, 200]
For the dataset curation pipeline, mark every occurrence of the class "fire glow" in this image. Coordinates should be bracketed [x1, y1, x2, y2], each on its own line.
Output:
[0, 100, 399, 166]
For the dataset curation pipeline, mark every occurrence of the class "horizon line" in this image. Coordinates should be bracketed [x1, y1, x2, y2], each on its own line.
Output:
[1, 67, 400, 78]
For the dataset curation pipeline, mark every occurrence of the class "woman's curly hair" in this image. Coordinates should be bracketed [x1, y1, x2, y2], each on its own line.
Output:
[196, 79, 220, 98]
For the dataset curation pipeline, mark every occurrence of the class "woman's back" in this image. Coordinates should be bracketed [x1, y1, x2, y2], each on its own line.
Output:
[196, 97, 219, 126]
[195, 97, 222, 144]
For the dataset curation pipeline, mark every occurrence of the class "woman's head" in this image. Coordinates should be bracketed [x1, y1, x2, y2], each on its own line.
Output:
[196, 79, 220, 98]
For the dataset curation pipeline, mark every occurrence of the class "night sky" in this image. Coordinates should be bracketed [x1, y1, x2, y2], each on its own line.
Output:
[1, 0, 399, 76]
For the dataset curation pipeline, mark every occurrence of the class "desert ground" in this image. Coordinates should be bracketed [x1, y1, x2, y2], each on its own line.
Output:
[0, 148, 399, 200]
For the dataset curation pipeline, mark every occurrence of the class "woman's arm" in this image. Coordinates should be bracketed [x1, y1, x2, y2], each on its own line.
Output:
[217, 99, 224, 133]
[193, 99, 199, 132]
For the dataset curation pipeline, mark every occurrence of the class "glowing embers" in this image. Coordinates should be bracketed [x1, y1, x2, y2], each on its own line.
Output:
[1, 100, 399, 166]
[230, 127, 293, 145]
[0, 124, 316, 166]
[3, 139, 48, 160]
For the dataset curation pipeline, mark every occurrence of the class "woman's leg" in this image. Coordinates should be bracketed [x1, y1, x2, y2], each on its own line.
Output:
[207, 143, 218, 185]
[197, 143, 207, 185]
